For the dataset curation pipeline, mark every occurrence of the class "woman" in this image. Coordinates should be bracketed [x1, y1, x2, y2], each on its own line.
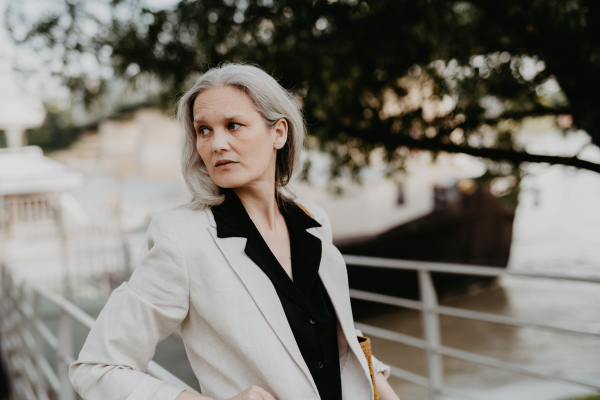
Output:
[70, 63, 401, 400]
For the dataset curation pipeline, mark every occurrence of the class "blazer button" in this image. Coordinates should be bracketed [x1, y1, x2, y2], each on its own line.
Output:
[309, 318, 316, 325]
[318, 361, 324, 368]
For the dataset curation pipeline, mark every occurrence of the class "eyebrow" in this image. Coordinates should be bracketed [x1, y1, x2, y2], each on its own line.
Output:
[193, 114, 247, 124]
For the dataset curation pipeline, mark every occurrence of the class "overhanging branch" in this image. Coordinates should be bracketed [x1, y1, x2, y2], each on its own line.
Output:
[392, 135, 600, 174]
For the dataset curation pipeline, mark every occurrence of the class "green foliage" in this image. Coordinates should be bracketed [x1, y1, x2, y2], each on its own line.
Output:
[561, 395, 600, 400]
[6, 0, 600, 182]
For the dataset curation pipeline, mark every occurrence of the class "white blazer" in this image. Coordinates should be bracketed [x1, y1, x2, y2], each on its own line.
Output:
[70, 199, 388, 400]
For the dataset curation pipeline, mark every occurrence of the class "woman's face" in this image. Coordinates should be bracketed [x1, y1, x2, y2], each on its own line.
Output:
[192, 86, 287, 192]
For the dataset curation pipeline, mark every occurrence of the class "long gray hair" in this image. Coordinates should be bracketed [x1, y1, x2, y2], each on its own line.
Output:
[177, 63, 305, 209]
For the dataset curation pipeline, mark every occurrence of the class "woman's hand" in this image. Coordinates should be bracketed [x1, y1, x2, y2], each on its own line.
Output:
[375, 371, 401, 400]
[225, 386, 277, 400]
[176, 386, 276, 400]
[176, 391, 215, 400]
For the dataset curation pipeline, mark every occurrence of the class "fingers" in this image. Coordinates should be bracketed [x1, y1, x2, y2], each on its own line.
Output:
[227, 385, 277, 400]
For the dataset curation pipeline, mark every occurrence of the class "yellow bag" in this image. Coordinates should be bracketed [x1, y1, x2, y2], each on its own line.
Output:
[357, 335, 379, 400]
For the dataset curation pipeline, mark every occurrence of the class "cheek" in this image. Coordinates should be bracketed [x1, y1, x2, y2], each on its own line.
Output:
[249, 133, 275, 156]
[196, 140, 210, 161]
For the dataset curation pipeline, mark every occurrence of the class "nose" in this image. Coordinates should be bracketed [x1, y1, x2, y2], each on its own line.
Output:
[211, 128, 231, 153]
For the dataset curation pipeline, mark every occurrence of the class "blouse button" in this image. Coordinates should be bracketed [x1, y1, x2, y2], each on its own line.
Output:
[309, 318, 316, 325]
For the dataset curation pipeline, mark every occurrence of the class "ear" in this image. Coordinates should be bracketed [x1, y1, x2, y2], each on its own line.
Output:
[272, 118, 288, 150]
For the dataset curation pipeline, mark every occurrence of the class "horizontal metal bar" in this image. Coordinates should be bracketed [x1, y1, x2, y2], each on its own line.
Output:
[12, 354, 39, 394]
[36, 381, 51, 400]
[59, 352, 76, 366]
[354, 360, 439, 392]
[437, 385, 480, 400]
[352, 289, 600, 338]
[506, 270, 600, 283]
[350, 289, 423, 310]
[21, 302, 34, 319]
[147, 361, 199, 394]
[437, 345, 600, 391]
[19, 379, 37, 400]
[36, 320, 59, 349]
[354, 322, 426, 349]
[23, 356, 41, 388]
[1, 277, 202, 396]
[343, 255, 600, 283]
[37, 355, 61, 392]
[435, 304, 600, 338]
[21, 328, 35, 350]
[30, 284, 96, 329]
[388, 365, 429, 387]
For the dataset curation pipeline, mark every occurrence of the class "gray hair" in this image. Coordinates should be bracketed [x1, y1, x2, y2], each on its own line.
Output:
[176, 63, 306, 209]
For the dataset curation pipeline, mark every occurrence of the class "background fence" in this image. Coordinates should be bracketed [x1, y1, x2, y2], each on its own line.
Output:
[1, 255, 600, 400]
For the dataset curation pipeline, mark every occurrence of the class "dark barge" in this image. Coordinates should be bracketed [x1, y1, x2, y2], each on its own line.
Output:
[334, 185, 515, 306]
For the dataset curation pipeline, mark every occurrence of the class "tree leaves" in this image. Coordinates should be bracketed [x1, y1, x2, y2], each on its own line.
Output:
[7, 0, 600, 178]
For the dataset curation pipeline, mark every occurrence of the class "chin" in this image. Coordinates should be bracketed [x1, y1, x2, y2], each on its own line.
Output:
[209, 169, 270, 191]
[211, 176, 250, 190]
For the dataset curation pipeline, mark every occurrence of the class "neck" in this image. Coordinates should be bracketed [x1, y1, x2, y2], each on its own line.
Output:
[233, 185, 280, 231]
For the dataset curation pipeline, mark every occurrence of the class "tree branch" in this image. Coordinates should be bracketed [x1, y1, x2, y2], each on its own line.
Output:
[392, 135, 600, 174]
[468, 107, 572, 128]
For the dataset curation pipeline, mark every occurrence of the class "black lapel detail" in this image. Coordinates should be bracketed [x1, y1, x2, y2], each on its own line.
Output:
[211, 191, 324, 311]
[285, 211, 323, 296]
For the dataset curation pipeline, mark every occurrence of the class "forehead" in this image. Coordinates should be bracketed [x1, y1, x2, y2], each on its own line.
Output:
[192, 86, 257, 122]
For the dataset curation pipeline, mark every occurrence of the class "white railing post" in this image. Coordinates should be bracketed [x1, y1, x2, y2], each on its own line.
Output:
[54, 197, 75, 295]
[13, 283, 27, 397]
[57, 311, 75, 400]
[418, 270, 444, 399]
[0, 194, 6, 262]
[34, 291, 50, 399]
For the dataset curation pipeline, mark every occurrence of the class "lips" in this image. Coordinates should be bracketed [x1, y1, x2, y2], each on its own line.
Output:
[215, 160, 237, 168]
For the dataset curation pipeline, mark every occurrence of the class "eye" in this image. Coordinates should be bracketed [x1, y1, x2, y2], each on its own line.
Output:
[228, 122, 241, 131]
[197, 127, 211, 137]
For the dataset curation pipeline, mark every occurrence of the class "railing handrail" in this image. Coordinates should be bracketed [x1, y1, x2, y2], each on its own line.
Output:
[0, 268, 200, 399]
[30, 283, 199, 393]
[3, 256, 600, 400]
[344, 254, 600, 398]
[343, 254, 600, 283]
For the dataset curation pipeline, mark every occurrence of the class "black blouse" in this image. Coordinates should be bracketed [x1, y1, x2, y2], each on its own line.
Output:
[211, 190, 342, 400]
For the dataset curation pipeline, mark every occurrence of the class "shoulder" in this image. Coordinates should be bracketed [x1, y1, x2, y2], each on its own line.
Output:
[293, 198, 325, 220]
[150, 203, 212, 228]
[294, 198, 333, 242]
[142, 204, 217, 261]
[145, 204, 214, 246]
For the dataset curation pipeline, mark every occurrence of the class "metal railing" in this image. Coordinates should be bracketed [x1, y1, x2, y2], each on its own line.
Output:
[0, 265, 199, 400]
[2, 256, 600, 400]
[344, 254, 600, 400]
[0, 192, 131, 296]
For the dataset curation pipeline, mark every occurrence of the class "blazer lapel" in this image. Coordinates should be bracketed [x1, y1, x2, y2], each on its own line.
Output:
[206, 211, 319, 396]
[308, 227, 373, 387]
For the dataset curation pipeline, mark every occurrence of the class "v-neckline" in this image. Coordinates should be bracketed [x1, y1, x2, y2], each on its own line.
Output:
[248, 213, 294, 282]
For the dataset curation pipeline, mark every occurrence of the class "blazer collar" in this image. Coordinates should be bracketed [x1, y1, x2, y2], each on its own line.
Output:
[212, 191, 323, 309]
[207, 194, 371, 394]
[210, 189, 321, 237]
[205, 192, 321, 232]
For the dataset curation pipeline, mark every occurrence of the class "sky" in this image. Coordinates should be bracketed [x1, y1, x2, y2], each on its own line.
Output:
[0, 0, 183, 125]
[0, 0, 49, 128]
[0, 0, 70, 107]
[1, 0, 21, 98]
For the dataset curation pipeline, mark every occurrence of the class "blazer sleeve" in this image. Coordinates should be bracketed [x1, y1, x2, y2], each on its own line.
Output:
[69, 213, 190, 400]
